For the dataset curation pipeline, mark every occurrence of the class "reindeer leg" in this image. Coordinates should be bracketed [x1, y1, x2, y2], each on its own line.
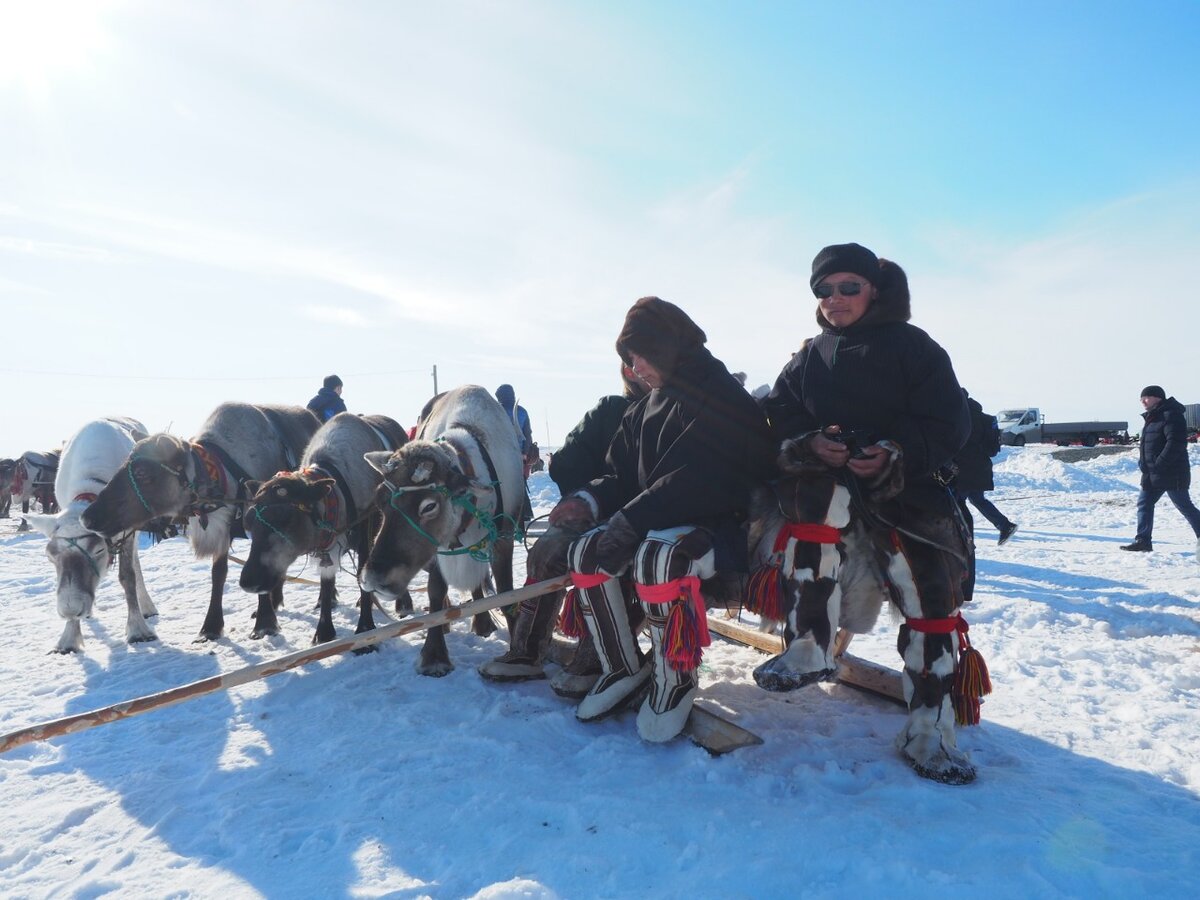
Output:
[119, 541, 157, 644]
[130, 542, 157, 618]
[196, 552, 229, 642]
[418, 566, 453, 676]
[252, 587, 281, 639]
[312, 572, 338, 645]
[492, 535, 517, 634]
[349, 589, 379, 656]
[471, 585, 497, 637]
[394, 590, 413, 616]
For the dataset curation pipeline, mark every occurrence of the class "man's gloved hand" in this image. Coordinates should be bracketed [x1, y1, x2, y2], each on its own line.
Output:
[548, 496, 595, 529]
[595, 511, 641, 574]
[526, 521, 581, 580]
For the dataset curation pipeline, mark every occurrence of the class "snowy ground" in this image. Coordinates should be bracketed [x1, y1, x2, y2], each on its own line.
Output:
[1, 445, 1198, 898]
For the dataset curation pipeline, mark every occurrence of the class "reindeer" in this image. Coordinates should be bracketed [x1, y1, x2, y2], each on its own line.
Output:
[12, 449, 62, 516]
[28, 418, 158, 653]
[747, 436, 980, 784]
[0, 458, 15, 517]
[82, 403, 320, 641]
[361, 385, 523, 676]
[239, 413, 409, 645]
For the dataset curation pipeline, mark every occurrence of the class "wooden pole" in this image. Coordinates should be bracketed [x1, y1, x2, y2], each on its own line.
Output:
[0, 574, 572, 755]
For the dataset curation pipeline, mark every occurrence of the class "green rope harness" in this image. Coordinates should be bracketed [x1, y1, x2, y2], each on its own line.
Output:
[127, 456, 194, 514]
[386, 482, 523, 562]
[63, 536, 105, 579]
[252, 504, 297, 547]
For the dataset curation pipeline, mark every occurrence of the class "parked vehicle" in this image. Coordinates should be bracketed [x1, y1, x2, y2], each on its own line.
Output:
[1184, 403, 1200, 442]
[997, 408, 1130, 447]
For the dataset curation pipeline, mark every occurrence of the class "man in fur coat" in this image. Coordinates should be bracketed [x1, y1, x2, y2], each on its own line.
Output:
[759, 242, 978, 783]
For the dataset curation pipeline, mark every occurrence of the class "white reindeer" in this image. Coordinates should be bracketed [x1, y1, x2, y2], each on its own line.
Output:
[28, 418, 158, 653]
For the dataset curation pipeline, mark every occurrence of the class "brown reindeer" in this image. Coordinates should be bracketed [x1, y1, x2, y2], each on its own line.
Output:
[238, 413, 409, 645]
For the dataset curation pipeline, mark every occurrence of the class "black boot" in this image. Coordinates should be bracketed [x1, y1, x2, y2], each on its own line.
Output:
[549, 627, 602, 699]
[1120, 539, 1152, 552]
[478, 593, 560, 682]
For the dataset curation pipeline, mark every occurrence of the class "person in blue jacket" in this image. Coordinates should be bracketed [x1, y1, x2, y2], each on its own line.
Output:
[494, 384, 533, 458]
[306, 374, 347, 422]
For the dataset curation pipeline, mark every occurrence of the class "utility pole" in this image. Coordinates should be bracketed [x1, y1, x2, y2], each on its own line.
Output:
[431, 364, 438, 395]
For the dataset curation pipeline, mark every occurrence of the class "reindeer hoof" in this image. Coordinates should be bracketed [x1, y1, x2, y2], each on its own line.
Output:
[194, 630, 222, 643]
[352, 645, 379, 657]
[417, 660, 454, 678]
[251, 626, 280, 640]
[472, 614, 497, 637]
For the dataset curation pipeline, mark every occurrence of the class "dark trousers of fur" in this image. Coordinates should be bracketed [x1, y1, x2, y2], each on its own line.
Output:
[886, 512, 971, 767]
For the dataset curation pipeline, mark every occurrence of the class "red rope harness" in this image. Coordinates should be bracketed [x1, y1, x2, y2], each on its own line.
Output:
[73, 492, 98, 504]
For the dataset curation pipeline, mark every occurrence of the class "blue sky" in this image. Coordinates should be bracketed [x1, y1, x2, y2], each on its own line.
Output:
[2, 0, 1198, 453]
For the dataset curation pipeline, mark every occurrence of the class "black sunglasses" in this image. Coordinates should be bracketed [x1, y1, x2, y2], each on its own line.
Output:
[814, 280, 868, 299]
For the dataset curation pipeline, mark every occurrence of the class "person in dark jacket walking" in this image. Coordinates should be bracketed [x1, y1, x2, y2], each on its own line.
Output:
[306, 375, 347, 422]
[759, 242, 978, 783]
[1121, 385, 1200, 557]
[547, 297, 775, 742]
[955, 394, 1017, 546]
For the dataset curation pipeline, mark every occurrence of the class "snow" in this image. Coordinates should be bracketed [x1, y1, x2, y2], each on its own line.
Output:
[2, 445, 1199, 897]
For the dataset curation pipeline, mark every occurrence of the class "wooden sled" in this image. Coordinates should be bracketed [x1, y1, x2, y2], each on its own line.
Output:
[706, 615, 905, 705]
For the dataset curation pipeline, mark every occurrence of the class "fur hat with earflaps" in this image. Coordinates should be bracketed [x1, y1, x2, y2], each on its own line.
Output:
[810, 242, 912, 329]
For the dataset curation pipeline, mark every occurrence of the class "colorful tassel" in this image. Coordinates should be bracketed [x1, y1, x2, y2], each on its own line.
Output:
[557, 588, 584, 638]
[663, 598, 704, 673]
[906, 613, 993, 727]
[952, 643, 992, 727]
[744, 564, 785, 622]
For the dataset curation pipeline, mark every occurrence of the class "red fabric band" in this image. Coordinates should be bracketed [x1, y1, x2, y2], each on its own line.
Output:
[74, 493, 98, 504]
[636, 575, 710, 649]
[773, 522, 842, 553]
[570, 572, 612, 589]
[905, 613, 967, 636]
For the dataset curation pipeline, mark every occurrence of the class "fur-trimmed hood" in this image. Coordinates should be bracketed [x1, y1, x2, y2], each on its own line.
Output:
[815, 257, 912, 331]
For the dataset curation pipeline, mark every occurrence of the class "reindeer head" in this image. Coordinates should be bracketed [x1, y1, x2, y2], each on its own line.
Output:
[360, 442, 491, 599]
[239, 471, 335, 593]
[81, 434, 194, 536]
[29, 511, 114, 623]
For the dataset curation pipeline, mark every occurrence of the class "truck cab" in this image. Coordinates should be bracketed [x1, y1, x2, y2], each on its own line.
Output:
[998, 408, 1040, 446]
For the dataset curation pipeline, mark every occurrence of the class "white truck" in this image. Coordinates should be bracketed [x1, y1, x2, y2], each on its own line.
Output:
[997, 408, 1130, 447]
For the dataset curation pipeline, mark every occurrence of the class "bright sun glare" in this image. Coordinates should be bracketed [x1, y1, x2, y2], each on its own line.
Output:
[0, 0, 115, 96]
